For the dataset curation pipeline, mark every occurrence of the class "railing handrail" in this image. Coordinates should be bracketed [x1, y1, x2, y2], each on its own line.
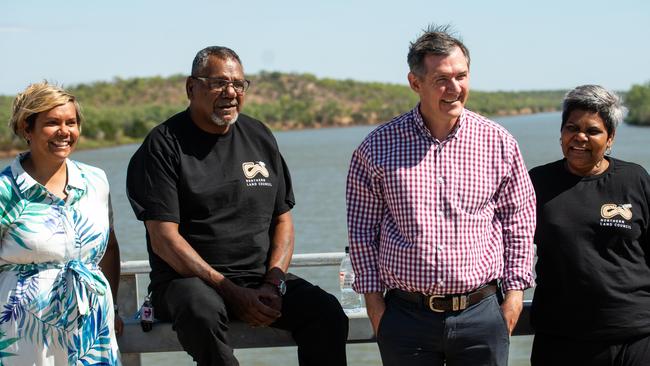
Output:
[116, 251, 534, 365]
[120, 252, 347, 274]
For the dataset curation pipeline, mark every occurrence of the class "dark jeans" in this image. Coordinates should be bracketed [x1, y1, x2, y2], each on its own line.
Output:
[152, 274, 348, 366]
[532, 333, 650, 366]
[377, 292, 509, 366]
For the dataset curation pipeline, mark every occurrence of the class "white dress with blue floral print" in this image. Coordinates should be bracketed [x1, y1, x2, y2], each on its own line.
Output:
[0, 153, 120, 365]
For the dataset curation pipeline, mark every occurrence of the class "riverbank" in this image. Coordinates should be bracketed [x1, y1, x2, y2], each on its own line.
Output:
[0, 108, 562, 158]
[0, 136, 141, 159]
[0, 73, 569, 153]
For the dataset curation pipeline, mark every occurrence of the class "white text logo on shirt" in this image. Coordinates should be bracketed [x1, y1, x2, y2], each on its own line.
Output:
[600, 203, 632, 229]
[242, 161, 272, 187]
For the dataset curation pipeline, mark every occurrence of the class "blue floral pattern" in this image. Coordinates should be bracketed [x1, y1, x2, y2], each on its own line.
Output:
[0, 153, 120, 365]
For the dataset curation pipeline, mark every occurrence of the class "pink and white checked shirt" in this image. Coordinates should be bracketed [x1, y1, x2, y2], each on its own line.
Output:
[346, 106, 536, 295]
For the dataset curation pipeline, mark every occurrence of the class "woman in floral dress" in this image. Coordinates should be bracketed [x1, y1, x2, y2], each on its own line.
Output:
[0, 82, 122, 365]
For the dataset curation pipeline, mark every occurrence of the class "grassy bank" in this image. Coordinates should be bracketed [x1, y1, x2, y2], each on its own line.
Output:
[1, 72, 569, 153]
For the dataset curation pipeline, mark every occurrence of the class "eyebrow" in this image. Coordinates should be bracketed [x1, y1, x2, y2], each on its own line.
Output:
[432, 70, 468, 78]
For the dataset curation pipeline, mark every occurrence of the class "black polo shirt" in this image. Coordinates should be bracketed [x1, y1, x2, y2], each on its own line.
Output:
[127, 110, 295, 289]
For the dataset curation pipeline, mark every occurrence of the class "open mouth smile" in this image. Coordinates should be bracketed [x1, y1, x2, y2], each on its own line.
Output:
[441, 97, 461, 104]
[50, 140, 73, 148]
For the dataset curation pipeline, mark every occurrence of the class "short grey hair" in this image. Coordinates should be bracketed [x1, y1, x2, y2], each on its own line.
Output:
[191, 46, 242, 76]
[561, 85, 626, 136]
[407, 24, 470, 78]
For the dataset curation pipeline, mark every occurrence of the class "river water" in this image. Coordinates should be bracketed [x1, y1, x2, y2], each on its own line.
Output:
[2, 112, 649, 365]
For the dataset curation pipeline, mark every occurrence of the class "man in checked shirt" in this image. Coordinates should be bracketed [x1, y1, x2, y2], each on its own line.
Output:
[346, 25, 536, 366]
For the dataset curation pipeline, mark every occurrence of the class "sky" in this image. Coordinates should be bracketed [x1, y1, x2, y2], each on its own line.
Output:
[1, 0, 649, 96]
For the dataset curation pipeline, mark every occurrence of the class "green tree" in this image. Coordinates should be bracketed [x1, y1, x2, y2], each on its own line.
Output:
[0, 73, 574, 151]
[625, 82, 650, 126]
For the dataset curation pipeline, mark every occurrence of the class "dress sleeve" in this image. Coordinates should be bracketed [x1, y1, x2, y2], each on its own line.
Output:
[126, 133, 181, 223]
[0, 172, 20, 239]
[495, 140, 537, 291]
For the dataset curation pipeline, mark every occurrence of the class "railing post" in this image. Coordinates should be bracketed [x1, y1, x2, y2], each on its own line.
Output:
[121, 353, 142, 366]
[118, 270, 141, 366]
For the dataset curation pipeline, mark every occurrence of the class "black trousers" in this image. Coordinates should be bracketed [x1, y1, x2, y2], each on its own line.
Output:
[531, 332, 650, 366]
[152, 274, 348, 366]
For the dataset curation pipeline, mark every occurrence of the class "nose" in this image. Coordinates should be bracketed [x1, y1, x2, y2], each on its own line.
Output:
[221, 83, 237, 97]
[57, 124, 71, 137]
[575, 131, 588, 141]
[447, 79, 462, 94]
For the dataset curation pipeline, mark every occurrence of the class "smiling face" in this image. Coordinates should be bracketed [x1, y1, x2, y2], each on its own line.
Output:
[561, 109, 613, 176]
[187, 56, 245, 134]
[24, 102, 79, 165]
[408, 46, 469, 136]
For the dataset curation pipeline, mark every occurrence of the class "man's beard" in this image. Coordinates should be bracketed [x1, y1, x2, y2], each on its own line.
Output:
[211, 111, 239, 126]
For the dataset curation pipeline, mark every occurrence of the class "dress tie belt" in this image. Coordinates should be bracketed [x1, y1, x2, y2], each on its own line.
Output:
[62, 260, 107, 316]
[0, 260, 107, 328]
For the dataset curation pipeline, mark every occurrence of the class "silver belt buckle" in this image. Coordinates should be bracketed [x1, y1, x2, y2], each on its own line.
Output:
[428, 295, 445, 312]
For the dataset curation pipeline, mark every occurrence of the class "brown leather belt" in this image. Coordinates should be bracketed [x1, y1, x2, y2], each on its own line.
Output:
[388, 281, 498, 313]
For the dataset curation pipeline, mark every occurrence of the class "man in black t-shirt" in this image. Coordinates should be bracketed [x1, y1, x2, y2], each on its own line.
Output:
[126, 46, 348, 366]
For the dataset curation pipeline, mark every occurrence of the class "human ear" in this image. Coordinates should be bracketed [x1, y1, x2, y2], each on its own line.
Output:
[408, 72, 421, 93]
[186, 77, 194, 99]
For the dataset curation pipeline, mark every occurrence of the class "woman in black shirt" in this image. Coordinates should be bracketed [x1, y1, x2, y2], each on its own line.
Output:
[529, 85, 650, 366]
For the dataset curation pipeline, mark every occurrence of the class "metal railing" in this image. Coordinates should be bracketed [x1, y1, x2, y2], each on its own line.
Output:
[116, 252, 532, 366]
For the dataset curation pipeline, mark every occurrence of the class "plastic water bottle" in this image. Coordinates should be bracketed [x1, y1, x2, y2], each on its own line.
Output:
[140, 295, 154, 332]
[339, 246, 363, 313]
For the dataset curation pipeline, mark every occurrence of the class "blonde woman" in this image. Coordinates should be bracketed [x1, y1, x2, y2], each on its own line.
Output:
[0, 82, 121, 364]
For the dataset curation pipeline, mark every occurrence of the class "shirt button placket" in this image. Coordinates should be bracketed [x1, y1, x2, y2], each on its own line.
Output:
[433, 144, 445, 291]
[62, 206, 77, 259]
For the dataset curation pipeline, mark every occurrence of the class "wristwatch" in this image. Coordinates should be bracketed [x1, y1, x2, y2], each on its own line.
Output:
[265, 278, 287, 296]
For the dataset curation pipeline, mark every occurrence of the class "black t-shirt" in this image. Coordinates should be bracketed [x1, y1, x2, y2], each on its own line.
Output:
[127, 110, 295, 289]
[529, 158, 650, 341]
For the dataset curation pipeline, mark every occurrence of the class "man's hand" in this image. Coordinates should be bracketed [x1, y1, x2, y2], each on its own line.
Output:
[364, 292, 386, 336]
[258, 283, 283, 312]
[500, 290, 524, 335]
[224, 285, 282, 327]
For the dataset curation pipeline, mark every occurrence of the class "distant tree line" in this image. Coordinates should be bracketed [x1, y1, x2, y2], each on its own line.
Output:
[625, 81, 650, 126]
[1, 72, 645, 152]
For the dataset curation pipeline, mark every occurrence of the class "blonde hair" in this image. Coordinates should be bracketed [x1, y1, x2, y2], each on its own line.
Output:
[9, 82, 83, 140]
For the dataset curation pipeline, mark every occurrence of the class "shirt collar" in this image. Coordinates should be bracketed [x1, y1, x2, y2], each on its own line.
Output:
[10, 152, 86, 196]
[65, 159, 86, 192]
[411, 104, 467, 143]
